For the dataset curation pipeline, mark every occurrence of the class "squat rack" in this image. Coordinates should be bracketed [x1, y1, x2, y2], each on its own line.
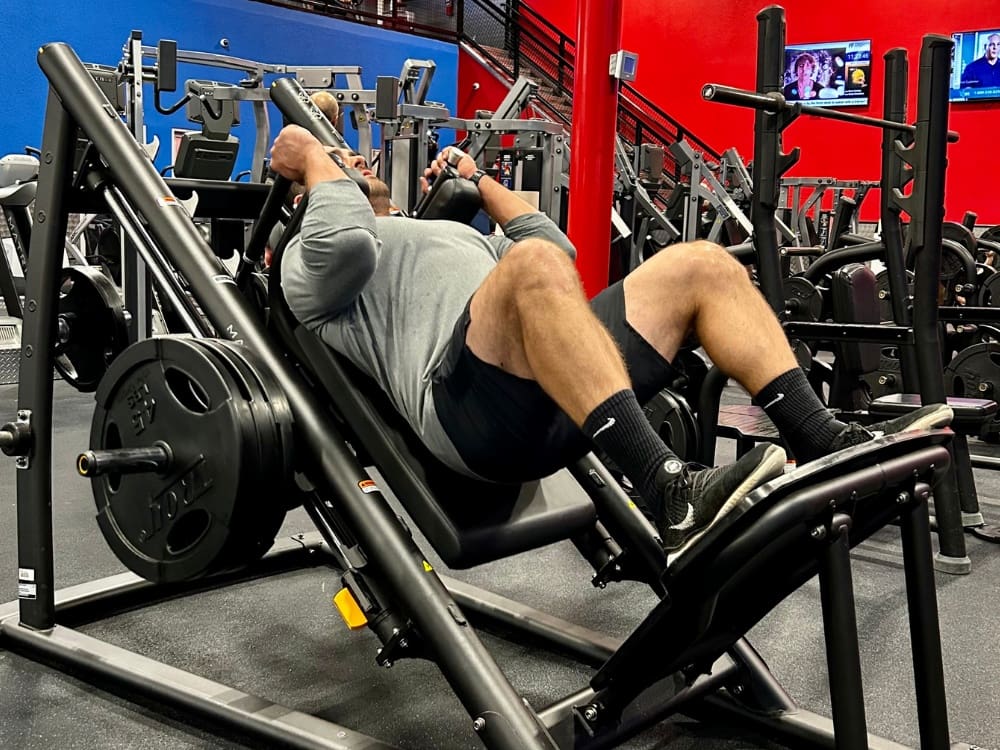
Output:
[697, 7, 981, 573]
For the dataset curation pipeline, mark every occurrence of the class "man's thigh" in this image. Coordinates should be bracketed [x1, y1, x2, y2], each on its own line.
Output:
[432, 281, 679, 483]
[431, 301, 587, 482]
[590, 279, 678, 404]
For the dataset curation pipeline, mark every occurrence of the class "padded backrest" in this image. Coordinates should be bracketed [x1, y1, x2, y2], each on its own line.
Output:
[290, 329, 596, 568]
[266, 205, 596, 569]
[414, 174, 482, 224]
[831, 262, 881, 376]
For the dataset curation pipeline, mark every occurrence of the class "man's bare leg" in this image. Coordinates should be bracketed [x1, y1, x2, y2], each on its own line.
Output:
[464, 238, 785, 552]
[623, 241, 951, 461]
[466, 238, 628, 424]
[623, 240, 798, 395]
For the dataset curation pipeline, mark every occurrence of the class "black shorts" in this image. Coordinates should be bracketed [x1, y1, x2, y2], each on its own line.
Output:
[431, 279, 677, 482]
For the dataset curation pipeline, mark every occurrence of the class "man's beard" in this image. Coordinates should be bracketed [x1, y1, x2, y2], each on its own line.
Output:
[366, 176, 392, 216]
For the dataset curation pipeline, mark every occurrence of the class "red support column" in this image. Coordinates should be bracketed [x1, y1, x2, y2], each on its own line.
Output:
[567, 0, 623, 297]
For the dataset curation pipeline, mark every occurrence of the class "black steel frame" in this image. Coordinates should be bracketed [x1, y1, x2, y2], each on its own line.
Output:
[695, 8, 973, 572]
[0, 37, 961, 750]
[17, 42, 556, 750]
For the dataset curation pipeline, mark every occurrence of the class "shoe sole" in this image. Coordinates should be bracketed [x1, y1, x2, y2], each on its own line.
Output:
[894, 404, 953, 433]
[665, 443, 787, 559]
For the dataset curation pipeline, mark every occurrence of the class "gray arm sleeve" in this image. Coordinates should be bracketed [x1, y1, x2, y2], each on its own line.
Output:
[281, 179, 380, 327]
[486, 211, 577, 261]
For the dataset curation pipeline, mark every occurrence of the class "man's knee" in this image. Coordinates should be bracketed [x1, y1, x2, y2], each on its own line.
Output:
[647, 240, 747, 288]
[502, 238, 580, 297]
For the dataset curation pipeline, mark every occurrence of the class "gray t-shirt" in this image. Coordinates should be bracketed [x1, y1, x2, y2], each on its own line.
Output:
[281, 178, 576, 477]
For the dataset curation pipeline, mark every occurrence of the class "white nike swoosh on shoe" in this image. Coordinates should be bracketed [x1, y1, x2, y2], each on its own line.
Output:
[667, 503, 696, 531]
[592, 417, 616, 437]
[762, 392, 785, 410]
[667, 444, 787, 561]
[870, 430, 885, 438]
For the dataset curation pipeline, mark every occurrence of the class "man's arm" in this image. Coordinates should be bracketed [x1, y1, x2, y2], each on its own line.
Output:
[270, 124, 351, 189]
[422, 147, 537, 225]
[270, 125, 380, 325]
[422, 147, 576, 258]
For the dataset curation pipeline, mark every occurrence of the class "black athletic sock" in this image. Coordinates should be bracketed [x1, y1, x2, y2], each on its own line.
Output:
[583, 389, 675, 518]
[753, 367, 847, 463]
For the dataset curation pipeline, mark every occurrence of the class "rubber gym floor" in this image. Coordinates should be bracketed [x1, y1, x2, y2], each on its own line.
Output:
[1, 379, 997, 750]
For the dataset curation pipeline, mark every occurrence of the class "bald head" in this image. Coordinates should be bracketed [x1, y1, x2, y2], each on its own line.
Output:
[310, 91, 341, 125]
[986, 34, 1000, 62]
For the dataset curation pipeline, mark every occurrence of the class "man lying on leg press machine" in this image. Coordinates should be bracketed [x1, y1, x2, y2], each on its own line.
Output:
[268, 124, 951, 555]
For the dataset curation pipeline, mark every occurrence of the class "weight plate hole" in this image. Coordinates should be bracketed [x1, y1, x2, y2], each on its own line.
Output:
[105, 421, 123, 493]
[166, 509, 211, 555]
[165, 367, 212, 413]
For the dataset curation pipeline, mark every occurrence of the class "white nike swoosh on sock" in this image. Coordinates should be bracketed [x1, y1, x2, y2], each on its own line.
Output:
[762, 392, 785, 410]
[668, 503, 696, 531]
[593, 417, 616, 437]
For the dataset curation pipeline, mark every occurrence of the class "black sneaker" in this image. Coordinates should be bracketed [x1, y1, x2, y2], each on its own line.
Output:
[658, 443, 786, 554]
[827, 404, 953, 453]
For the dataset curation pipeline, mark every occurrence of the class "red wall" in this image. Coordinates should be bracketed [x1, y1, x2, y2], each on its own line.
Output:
[457, 51, 512, 118]
[468, 0, 1000, 224]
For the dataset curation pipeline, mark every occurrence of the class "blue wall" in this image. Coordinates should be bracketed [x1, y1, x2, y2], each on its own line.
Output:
[1, 0, 458, 175]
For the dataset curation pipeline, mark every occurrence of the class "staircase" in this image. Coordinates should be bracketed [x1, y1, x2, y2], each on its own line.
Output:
[252, 0, 721, 177]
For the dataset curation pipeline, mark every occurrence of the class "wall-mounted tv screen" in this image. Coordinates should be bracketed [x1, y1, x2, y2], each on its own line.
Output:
[782, 40, 872, 107]
[950, 29, 1000, 102]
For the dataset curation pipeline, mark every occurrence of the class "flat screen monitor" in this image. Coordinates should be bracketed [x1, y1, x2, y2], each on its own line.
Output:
[782, 39, 872, 107]
[950, 29, 1000, 102]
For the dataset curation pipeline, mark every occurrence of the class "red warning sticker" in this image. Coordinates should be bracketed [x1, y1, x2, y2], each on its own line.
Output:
[358, 479, 378, 494]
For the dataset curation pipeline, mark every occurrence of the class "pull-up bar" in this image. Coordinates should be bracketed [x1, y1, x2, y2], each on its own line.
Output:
[702, 83, 960, 143]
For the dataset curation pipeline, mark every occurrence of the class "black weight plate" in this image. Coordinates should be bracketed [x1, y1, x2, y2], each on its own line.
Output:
[864, 346, 903, 399]
[54, 266, 129, 392]
[89, 337, 264, 583]
[670, 349, 709, 408]
[790, 339, 812, 373]
[193, 339, 299, 512]
[186, 339, 287, 568]
[643, 389, 699, 463]
[942, 221, 978, 258]
[223, 342, 299, 510]
[782, 276, 823, 321]
[982, 225, 1000, 245]
[979, 272, 1000, 307]
[943, 343, 1000, 399]
[939, 238, 972, 285]
[874, 269, 915, 323]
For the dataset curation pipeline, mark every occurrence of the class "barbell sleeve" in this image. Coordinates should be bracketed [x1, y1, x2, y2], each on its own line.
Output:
[78, 444, 173, 477]
[703, 82, 960, 142]
[702, 84, 786, 112]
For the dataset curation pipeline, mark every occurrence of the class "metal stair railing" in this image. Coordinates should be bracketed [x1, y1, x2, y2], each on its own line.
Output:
[251, 0, 722, 176]
[460, 0, 721, 176]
